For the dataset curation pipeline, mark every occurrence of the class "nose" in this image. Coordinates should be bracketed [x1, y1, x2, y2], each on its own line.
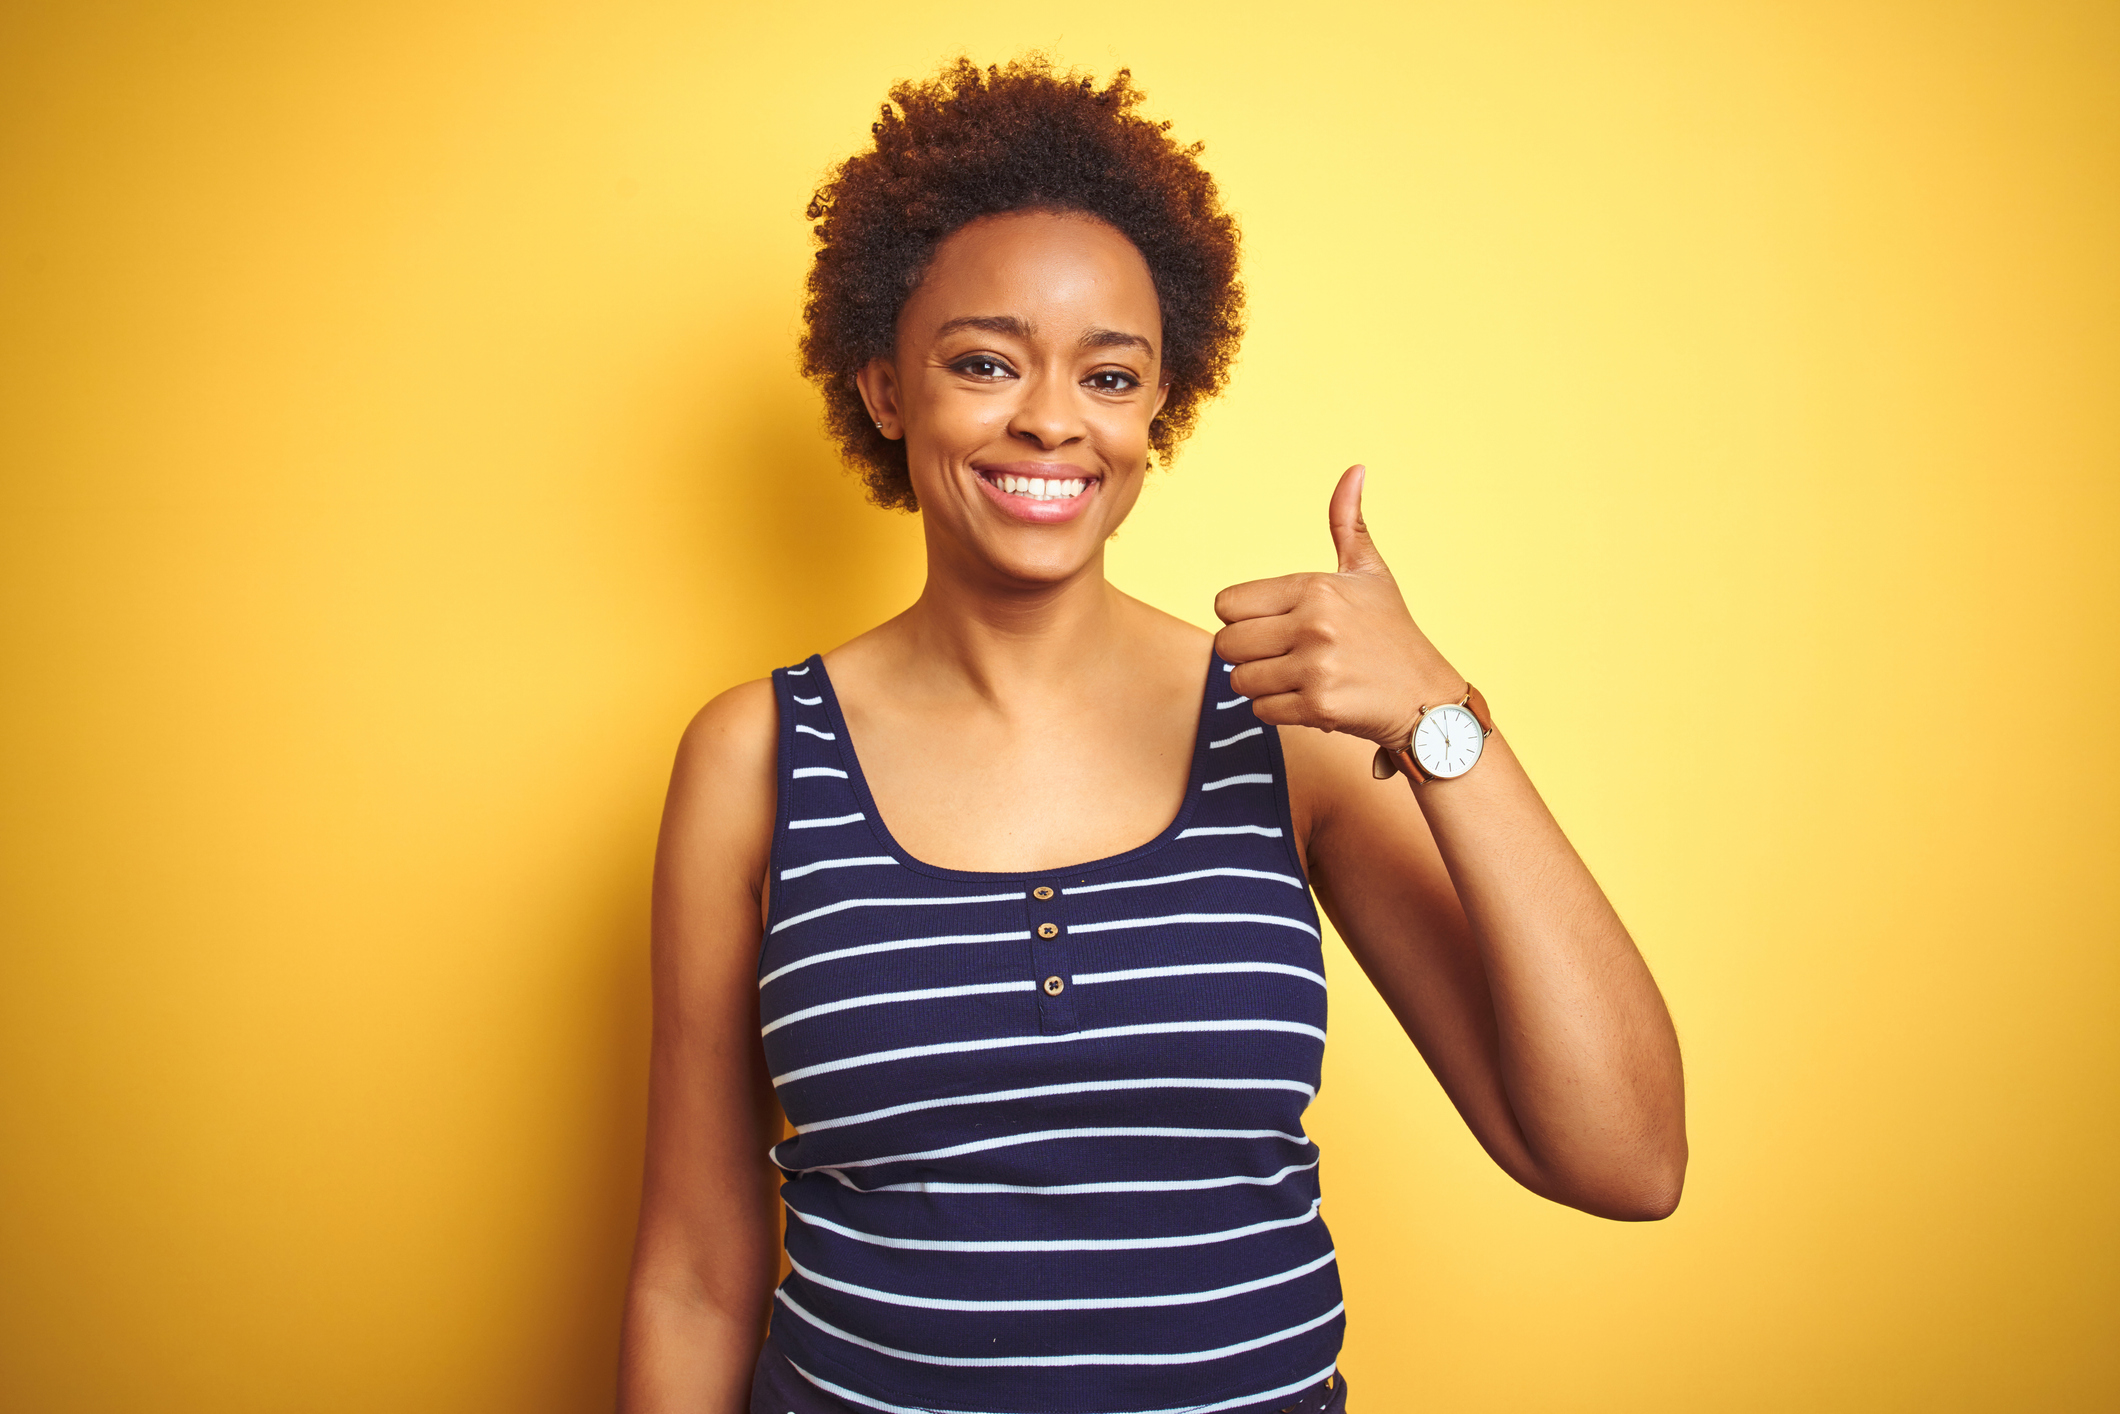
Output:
[1007, 368, 1085, 451]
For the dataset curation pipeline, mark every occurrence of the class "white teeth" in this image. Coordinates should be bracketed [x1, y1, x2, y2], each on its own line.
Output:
[991, 474, 1090, 500]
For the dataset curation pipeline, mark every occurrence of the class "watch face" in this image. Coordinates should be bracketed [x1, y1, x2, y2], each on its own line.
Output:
[1412, 703, 1484, 779]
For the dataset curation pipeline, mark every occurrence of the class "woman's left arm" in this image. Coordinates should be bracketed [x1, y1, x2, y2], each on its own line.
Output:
[1215, 467, 1687, 1220]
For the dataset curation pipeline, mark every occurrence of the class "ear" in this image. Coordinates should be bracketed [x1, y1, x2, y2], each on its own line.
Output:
[1151, 380, 1172, 421]
[854, 358, 903, 440]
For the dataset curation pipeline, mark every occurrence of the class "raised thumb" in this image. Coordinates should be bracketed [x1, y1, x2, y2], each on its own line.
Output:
[1329, 464, 1388, 576]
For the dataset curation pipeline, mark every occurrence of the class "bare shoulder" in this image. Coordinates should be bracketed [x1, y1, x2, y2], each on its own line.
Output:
[1120, 592, 1214, 654]
[1114, 591, 1215, 693]
[673, 677, 778, 788]
[660, 677, 779, 912]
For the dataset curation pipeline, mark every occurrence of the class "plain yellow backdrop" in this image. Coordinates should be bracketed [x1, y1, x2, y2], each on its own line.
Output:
[2, 1, 2114, 1409]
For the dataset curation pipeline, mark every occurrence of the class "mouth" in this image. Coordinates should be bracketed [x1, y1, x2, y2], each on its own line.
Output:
[972, 465, 1102, 523]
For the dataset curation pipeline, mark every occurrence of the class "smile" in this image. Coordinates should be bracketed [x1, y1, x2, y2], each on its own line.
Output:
[981, 472, 1090, 501]
[971, 465, 1103, 524]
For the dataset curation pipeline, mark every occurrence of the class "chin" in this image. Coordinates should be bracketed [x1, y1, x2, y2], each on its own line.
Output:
[980, 535, 1106, 588]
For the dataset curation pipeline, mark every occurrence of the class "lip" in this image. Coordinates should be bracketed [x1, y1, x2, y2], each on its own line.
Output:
[970, 461, 1103, 525]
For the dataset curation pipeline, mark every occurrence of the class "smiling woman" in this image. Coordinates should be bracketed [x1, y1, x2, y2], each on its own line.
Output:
[797, 58, 1242, 512]
[618, 56, 1686, 1414]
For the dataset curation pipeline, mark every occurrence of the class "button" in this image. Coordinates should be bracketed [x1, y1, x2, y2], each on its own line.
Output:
[1036, 922, 1059, 939]
[1032, 886, 1054, 901]
[1042, 975, 1066, 996]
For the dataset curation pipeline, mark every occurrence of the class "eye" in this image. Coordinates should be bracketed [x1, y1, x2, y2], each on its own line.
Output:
[1085, 369, 1142, 393]
[952, 355, 1016, 381]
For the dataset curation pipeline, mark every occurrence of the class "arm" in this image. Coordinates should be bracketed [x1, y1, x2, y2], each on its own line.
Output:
[619, 680, 785, 1411]
[1216, 469, 1686, 1220]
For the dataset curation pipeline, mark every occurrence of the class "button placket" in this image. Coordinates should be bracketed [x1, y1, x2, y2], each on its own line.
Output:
[1027, 884, 1076, 1033]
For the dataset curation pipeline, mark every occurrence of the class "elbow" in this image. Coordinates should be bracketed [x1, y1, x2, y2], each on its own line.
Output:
[1609, 1172, 1684, 1221]
[1538, 1135, 1688, 1222]
[1597, 1138, 1689, 1222]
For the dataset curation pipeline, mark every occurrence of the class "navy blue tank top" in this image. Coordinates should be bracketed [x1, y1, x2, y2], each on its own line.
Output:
[760, 652, 1343, 1414]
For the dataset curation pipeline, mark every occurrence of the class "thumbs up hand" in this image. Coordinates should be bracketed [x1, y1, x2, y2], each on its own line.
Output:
[1212, 465, 1464, 750]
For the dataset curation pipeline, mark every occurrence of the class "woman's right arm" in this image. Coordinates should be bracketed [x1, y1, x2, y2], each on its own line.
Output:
[619, 680, 782, 1413]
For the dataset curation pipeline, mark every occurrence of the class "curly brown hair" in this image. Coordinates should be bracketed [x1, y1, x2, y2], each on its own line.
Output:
[799, 56, 1245, 511]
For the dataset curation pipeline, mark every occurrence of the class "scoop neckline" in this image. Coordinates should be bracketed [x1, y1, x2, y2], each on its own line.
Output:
[798, 649, 1222, 883]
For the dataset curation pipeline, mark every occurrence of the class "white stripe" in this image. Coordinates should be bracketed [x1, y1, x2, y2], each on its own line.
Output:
[787, 1246, 1332, 1313]
[1209, 726, 1263, 749]
[834, 1159, 1321, 1196]
[786, 665, 810, 675]
[791, 1246, 1332, 1312]
[787, 1197, 1322, 1254]
[795, 724, 837, 740]
[763, 979, 1033, 1036]
[1216, 696, 1250, 709]
[793, 694, 823, 706]
[787, 812, 864, 831]
[1202, 773, 1273, 792]
[758, 930, 1026, 990]
[792, 1127, 1305, 1170]
[771, 891, 1025, 935]
[776, 1289, 1344, 1368]
[1177, 824, 1283, 840]
[796, 1077, 1315, 1135]
[1223, 662, 1235, 672]
[1063, 867, 1302, 896]
[772, 1018, 1326, 1085]
[1075, 961, 1326, 990]
[787, 1124, 1312, 1175]
[1066, 912, 1321, 940]
[792, 766, 849, 780]
[778, 855, 897, 881]
[786, 1355, 1339, 1414]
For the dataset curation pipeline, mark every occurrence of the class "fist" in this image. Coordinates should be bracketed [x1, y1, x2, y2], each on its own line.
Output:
[1212, 466, 1464, 750]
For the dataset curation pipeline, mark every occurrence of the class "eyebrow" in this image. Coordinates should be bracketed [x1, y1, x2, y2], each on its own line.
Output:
[932, 315, 1155, 358]
[1081, 327, 1155, 356]
[934, 314, 1033, 340]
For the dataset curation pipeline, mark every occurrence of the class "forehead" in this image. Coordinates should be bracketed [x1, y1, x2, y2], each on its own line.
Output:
[901, 210, 1162, 343]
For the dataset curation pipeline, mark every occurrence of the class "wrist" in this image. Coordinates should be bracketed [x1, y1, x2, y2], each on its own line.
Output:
[1372, 682, 1496, 784]
[1376, 672, 1478, 752]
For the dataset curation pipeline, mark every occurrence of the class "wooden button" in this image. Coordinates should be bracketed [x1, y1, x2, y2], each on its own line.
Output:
[1042, 975, 1066, 996]
[1032, 886, 1054, 900]
[1036, 922, 1059, 939]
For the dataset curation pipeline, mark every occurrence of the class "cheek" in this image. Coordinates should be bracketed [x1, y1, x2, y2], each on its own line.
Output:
[916, 385, 1009, 448]
[1096, 406, 1155, 462]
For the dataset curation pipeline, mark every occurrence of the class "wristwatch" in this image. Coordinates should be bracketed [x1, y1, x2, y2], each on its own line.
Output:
[1371, 684, 1496, 784]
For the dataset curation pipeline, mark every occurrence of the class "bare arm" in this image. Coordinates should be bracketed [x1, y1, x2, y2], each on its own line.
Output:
[619, 680, 784, 1411]
[1217, 469, 1686, 1220]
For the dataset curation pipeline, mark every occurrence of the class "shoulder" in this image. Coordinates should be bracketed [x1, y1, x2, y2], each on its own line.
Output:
[673, 676, 778, 783]
[659, 678, 779, 897]
[1129, 595, 1214, 653]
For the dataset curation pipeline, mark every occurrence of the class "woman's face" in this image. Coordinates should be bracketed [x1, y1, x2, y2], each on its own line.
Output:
[858, 209, 1170, 587]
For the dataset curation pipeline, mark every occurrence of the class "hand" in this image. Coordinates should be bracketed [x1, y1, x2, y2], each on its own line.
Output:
[1213, 465, 1465, 751]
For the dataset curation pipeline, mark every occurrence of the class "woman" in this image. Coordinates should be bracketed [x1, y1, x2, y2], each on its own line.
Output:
[620, 58, 1685, 1414]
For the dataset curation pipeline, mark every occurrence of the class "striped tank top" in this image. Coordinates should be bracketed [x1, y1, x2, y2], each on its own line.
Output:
[760, 652, 1343, 1414]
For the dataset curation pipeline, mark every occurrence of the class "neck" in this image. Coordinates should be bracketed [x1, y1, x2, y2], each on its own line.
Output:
[892, 534, 1130, 705]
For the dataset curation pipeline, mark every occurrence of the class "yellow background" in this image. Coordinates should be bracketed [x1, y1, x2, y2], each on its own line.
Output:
[3, 1, 2114, 1408]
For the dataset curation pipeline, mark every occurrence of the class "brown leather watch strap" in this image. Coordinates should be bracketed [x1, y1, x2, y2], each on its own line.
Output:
[1462, 682, 1496, 734]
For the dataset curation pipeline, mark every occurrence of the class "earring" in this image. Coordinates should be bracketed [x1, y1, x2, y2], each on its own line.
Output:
[873, 420, 884, 430]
